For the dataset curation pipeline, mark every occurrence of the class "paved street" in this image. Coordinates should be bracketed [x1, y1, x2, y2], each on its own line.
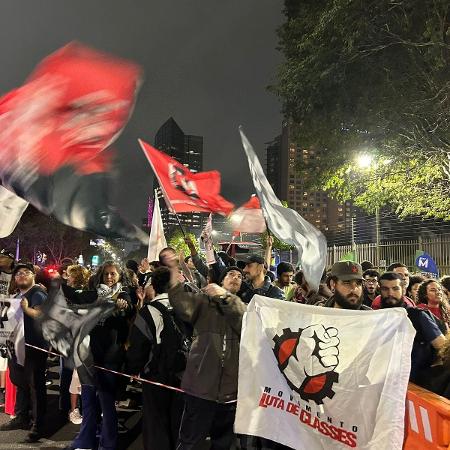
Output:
[0, 360, 151, 449]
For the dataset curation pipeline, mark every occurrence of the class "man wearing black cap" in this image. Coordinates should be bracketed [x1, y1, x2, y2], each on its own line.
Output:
[323, 261, 370, 310]
[168, 260, 246, 450]
[0, 263, 48, 443]
[240, 254, 285, 303]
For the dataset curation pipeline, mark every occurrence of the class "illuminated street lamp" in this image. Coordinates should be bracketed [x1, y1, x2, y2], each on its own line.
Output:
[356, 154, 373, 169]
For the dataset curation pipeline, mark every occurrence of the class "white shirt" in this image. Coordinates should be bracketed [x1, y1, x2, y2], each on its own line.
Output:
[147, 293, 170, 344]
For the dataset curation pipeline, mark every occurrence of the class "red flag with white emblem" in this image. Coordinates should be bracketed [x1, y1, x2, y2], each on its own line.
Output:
[230, 195, 266, 233]
[139, 139, 234, 216]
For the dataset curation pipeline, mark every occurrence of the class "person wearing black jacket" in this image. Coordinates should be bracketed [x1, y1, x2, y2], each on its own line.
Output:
[378, 271, 446, 386]
[127, 266, 184, 450]
[240, 254, 285, 304]
[168, 264, 246, 450]
[69, 261, 133, 450]
[0, 263, 48, 443]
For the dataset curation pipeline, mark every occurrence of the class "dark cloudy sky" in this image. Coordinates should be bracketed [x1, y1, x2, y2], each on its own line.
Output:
[1, 0, 283, 223]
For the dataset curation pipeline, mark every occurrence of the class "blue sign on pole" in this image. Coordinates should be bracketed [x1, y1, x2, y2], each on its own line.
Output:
[92, 255, 100, 266]
[415, 252, 439, 277]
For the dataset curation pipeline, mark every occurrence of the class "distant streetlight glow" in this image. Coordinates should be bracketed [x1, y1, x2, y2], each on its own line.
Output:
[357, 154, 373, 169]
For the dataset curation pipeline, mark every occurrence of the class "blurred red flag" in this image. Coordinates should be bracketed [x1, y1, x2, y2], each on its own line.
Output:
[230, 195, 266, 233]
[0, 43, 146, 242]
[139, 139, 234, 216]
[0, 42, 142, 177]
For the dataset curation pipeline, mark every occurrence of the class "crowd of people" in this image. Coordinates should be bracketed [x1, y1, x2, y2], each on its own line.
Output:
[0, 238, 448, 450]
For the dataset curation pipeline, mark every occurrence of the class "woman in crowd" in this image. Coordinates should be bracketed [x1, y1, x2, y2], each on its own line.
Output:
[406, 275, 425, 304]
[417, 279, 450, 334]
[60, 264, 90, 424]
[70, 261, 133, 450]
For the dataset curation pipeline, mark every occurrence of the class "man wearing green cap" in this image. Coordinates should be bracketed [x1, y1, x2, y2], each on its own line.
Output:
[323, 261, 371, 310]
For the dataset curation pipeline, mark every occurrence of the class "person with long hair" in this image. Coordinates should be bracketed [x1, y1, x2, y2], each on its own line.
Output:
[417, 279, 450, 334]
[69, 261, 133, 450]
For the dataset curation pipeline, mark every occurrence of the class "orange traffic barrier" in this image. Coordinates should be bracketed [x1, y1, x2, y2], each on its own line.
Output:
[404, 383, 450, 450]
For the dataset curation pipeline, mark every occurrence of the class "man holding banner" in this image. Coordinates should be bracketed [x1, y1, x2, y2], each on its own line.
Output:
[236, 262, 416, 449]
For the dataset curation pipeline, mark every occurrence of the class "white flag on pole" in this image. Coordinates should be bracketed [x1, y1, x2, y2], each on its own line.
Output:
[200, 213, 216, 265]
[235, 296, 415, 450]
[0, 186, 28, 238]
[147, 192, 167, 261]
[239, 127, 327, 291]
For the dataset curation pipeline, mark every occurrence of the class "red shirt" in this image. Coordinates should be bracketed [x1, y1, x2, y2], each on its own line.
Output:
[371, 295, 415, 310]
[417, 304, 442, 320]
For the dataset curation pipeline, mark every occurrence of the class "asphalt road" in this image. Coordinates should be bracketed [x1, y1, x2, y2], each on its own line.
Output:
[0, 359, 214, 449]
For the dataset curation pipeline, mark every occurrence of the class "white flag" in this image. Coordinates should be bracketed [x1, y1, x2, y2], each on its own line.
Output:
[0, 298, 25, 366]
[147, 193, 167, 261]
[0, 186, 28, 238]
[239, 127, 326, 291]
[235, 296, 415, 450]
[200, 213, 216, 265]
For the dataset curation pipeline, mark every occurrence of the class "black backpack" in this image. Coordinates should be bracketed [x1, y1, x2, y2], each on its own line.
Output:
[145, 300, 190, 384]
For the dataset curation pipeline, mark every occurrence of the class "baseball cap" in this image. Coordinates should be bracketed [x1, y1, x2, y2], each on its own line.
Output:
[0, 249, 15, 260]
[241, 254, 268, 269]
[330, 261, 363, 281]
[12, 263, 35, 276]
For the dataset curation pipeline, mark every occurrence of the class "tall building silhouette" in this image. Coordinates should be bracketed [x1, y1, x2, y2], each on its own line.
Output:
[153, 117, 205, 233]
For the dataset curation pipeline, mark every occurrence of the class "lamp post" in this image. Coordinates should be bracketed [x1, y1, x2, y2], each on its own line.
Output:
[375, 206, 380, 268]
[356, 153, 381, 267]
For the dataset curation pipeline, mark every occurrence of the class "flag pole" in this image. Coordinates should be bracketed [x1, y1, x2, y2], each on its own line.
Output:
[174, 213, 186, 238]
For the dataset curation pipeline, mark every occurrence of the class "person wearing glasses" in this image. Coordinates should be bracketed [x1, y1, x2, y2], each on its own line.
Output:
[362, 269, 380, 307]
[0, 263, 48, 443]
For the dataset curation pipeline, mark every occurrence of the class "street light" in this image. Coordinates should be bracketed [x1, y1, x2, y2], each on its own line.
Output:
[356, 154, 373, 169]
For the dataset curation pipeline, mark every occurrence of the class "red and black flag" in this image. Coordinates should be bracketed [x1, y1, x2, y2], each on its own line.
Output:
[139, 139, 235, 216]
[0, 43, 146, 242]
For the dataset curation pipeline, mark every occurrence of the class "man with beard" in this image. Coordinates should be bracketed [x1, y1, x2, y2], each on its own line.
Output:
[241, 254, 285, 304]
[323, 261, 370, 310]
[0, 263, 48, 443]
[378, 271, 446, 385]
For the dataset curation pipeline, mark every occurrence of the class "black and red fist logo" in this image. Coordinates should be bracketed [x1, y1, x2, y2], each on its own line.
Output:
[273, 325, 340, 404]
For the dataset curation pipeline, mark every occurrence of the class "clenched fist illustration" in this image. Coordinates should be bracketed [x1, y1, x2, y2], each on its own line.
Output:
[273, 325, 340, 404]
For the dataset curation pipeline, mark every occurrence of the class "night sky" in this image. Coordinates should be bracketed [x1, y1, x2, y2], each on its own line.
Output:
[1, 0, 283, 224]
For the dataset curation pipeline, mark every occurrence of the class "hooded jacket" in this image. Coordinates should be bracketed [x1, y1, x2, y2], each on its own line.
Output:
[168, 282, 246, 402]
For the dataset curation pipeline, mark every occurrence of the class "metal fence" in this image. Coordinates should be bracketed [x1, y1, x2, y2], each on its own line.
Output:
[327, 238, 450, 274]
